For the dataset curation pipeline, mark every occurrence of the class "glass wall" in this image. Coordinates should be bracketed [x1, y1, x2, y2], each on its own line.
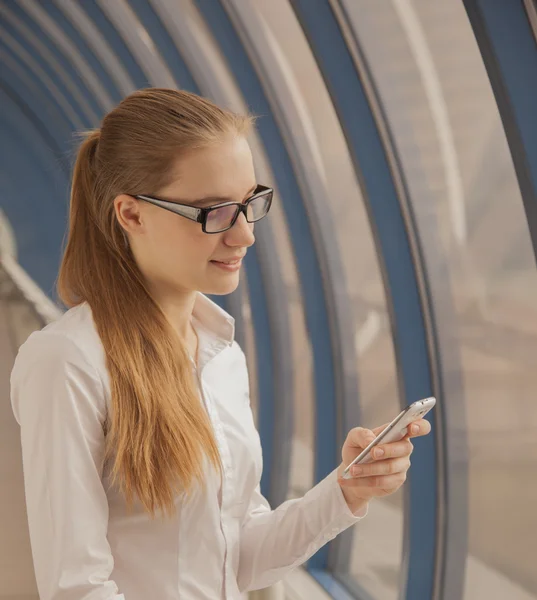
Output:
[251, 0, 402, 595]
[346, 1, 537, 598]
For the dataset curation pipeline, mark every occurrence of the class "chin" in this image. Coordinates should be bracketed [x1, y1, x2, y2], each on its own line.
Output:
[201, 274, 241, 296]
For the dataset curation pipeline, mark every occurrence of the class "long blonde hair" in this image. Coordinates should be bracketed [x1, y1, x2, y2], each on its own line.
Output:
[57, 88, 254, 517]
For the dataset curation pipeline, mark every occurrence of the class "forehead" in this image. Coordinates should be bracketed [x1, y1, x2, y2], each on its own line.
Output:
[162, 135, 255, 200]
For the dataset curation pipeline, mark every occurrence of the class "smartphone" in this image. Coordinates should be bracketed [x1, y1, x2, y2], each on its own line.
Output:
[341, 397, 436, 480]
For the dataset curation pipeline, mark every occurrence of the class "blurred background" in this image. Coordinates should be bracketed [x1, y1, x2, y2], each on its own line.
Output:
[1, 1, 537, 599]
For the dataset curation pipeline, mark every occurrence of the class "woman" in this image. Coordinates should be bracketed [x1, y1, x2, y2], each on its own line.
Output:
[10, 88, 430, 600]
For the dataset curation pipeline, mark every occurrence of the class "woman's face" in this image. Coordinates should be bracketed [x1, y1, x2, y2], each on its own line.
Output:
[115, 135, 257, 297]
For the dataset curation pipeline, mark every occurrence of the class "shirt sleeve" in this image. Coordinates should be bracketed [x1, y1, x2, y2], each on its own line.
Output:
[237, 467, 368, 592]
[10, 331, 125, 600]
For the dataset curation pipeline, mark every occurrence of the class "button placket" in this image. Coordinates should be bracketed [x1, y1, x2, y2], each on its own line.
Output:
[191, 328, 236, 597]
[197, 380, 236, 598]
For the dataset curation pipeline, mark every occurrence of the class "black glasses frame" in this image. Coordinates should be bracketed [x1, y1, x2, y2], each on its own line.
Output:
[133, 184, 273, 234]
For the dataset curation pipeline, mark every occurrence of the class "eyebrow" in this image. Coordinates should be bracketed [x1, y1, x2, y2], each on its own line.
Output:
[188, 183, 258, 207]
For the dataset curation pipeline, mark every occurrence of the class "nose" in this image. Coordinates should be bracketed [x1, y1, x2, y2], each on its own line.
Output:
[224, 210, 255, 248]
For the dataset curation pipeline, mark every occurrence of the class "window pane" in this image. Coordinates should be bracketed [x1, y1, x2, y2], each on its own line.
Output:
[251, 1, 402, 595]
[347, 1, 537, 598]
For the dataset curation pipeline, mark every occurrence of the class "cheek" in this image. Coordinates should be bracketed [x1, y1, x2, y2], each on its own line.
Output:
[147, 215, 191, 249]
[146, 217, 213, 266]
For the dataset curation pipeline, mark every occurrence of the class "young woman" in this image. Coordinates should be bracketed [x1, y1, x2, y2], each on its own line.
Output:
[10, 88, 430, 600]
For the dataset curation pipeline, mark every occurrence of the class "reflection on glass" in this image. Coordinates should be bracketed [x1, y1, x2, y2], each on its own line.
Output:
[252, 0, 401, 595]
[347, 0, 537, 598]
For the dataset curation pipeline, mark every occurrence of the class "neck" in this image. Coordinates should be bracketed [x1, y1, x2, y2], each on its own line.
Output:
[151, 289, 199, 340]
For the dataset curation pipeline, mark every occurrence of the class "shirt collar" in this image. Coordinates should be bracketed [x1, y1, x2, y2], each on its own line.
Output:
[191, 291, 235, 348]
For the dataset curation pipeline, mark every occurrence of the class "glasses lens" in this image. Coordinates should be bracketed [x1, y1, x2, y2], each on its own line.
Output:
[206, 205, 239, 233]
[205, 191, 272, 233]
[247, 192, 272, 222]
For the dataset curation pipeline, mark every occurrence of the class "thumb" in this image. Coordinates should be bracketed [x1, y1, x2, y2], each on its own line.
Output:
[347, 427, 376, 449]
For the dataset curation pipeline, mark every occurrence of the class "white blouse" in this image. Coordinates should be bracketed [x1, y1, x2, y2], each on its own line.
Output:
[10, 292, 366, 600]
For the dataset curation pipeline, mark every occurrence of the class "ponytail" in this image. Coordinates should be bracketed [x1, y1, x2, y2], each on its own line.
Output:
[56, 89, 253, 517]
[58, 129, 222, 518]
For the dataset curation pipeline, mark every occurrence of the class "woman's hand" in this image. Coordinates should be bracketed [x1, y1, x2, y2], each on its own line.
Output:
[337, 419, 432, 514]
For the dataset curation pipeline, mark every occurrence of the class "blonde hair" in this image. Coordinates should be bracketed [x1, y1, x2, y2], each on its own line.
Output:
[57, 88, 255, 517]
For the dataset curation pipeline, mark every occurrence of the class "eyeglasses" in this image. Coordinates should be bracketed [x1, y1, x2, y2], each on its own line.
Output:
[133, 185, 273, 234]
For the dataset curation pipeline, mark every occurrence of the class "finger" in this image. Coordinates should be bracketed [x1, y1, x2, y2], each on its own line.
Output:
[350, 457, 410, 478]
[407, 418, 432, 438]
[371, 439, 413, 460]
[341, 471, 407, 490]
[347, 427, 376, 449]
[372, 422, 390, 437]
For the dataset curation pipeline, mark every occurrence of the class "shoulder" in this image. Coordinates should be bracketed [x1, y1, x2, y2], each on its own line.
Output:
[13, 302, 105, 372]
[10, 305, 107, 420]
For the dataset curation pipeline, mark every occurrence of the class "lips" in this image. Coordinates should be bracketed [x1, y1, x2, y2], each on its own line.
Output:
[211, 256, 245, 264]
[210, 258, 243, 271]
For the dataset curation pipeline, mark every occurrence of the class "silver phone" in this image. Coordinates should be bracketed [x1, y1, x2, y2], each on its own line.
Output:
[342, 397, 436, 480]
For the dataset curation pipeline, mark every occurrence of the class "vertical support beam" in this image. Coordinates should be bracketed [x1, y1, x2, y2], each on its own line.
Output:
[291, 1, 440, 598]
[464, 0, 537, 268]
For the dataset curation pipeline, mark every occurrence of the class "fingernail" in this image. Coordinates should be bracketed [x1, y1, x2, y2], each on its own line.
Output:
[352, 466, 363, 476]
[374, 448, 384, 459]
[411, 424, 420, 434]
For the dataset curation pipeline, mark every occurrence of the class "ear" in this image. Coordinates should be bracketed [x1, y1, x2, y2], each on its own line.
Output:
[114, 194, 145, 236]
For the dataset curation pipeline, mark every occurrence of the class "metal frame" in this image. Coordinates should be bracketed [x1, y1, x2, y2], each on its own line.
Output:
[126, 0, 200, 93]
[96, 0, 177, 89]
[18, 0, 114, 112]
[0, 3, 98, 126]
[36, 0, 123, 106]
[525, 0, 537, 36]
[70, 0, 149, 90]
[0, 26, 85, 131]
[0, 87, 69, 296]
[464, 0, 537, 268]
[1, 254, 63, 326]
[8, 1, 104, 121]
[53, 0, 136, 99]
[150, 0, 246, 103]
[290, 1, 443, 598]
[0, 53, 73, 173]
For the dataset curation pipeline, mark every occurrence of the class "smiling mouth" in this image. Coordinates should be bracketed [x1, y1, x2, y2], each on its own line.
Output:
[210, 258, 243, 270]
[211, 258, 242, 265]
[211, 259, 241, 265]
